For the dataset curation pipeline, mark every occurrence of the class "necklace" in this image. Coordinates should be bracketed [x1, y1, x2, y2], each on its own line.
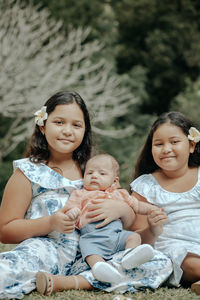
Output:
[51, 166, 63, 175]
[49, 160, 77, 177]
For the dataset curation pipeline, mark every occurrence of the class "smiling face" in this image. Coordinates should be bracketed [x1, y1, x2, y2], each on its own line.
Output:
[83, 156, 118, 191]
[152, 122, 195, 174]
[40, 102, 85, 159]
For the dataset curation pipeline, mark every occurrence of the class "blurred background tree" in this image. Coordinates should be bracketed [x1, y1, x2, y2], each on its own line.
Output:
[170, 78, 200, 128]
[0, 0, 199, 201]
[111, 0, 200, 113]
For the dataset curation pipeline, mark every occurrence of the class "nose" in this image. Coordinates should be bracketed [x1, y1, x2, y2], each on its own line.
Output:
[91, 172, 98, 178]
[62, 124, 72, 135]
[162, 143, 171, 153]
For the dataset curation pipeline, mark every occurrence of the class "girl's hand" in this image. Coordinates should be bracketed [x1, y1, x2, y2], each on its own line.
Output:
[85, 198, 134, 229]
[147, 208, 167, 237]
[49, 207, 76, 234]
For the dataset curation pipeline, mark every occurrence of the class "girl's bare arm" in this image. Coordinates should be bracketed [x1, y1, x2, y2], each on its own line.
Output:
[0, 169, 75, 244]
[129, 192, 167, 245]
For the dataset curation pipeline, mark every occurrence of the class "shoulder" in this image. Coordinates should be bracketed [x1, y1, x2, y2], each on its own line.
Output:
[13, 158, 40, 173]
[3, 167, 32, 208]
[6, 166, 31, 188]
[13, 158, 43, 183]
[13, 158, 83, 190]
[130, 174, 155, 191]
[130, 174, 160, 204]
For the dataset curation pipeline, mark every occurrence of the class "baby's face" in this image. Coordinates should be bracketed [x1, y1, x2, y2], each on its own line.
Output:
[83, 157, 116, 191]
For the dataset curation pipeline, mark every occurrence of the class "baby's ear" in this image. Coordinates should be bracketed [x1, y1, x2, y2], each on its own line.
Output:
[114, 177, 121, 188]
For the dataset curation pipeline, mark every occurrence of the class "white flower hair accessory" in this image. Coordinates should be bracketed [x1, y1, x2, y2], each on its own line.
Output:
[34, 106, 48, 126]
[188, 127, 200, 143]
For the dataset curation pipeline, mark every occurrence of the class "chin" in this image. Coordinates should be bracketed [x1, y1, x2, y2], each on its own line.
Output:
[87, 185, 99, 191]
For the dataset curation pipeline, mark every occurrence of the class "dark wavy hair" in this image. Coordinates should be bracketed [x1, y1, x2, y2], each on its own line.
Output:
[134, 111, 200, 179]
[25, 91, 92, 172]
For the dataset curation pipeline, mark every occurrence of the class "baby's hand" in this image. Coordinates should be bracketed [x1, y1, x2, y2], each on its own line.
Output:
[147, 208, 167, 237]
[49, 206, 77, 234]
[65, 207, 81, 220]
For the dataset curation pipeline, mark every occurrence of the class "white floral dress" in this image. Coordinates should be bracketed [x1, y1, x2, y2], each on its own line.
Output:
[0, 159, 172, 299]
[130, 168, 200, 286]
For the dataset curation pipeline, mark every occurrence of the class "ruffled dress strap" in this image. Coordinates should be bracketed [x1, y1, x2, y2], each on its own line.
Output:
[13, 158, 83, 220]
[130, 174, 159, 205]
[13, 158, 82, 190]
[130, 168, 200, 208]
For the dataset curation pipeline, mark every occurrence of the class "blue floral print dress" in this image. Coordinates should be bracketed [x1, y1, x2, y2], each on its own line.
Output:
[0, 159, 172, 299]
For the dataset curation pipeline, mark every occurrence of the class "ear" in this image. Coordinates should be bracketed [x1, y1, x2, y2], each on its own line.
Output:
[39, 126, 45, 135]
[189, 141, 196, 154]
[114, 177, 121, 188]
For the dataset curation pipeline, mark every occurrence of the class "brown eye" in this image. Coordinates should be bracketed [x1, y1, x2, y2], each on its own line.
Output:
[54, 120, 63, 125]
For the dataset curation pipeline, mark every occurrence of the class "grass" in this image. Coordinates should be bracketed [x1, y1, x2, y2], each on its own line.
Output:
[0, 243, 199, 300]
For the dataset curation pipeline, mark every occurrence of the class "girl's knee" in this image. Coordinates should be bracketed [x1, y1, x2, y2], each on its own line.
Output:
[181, 255, 200, 282]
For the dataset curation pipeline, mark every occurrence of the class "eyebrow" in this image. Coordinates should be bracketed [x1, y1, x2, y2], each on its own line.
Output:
[153, 135, 182, 141]
[52, 116, 84, 122]
[87, 168, 109, 172]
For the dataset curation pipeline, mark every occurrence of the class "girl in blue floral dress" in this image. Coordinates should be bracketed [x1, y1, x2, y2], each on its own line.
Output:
[0, 91, 172, 299]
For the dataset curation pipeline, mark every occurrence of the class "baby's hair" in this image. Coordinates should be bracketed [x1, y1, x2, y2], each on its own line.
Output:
[25, 91, 92, 172]
[86, 154, 120, 177]
[134, 111, 200, 179]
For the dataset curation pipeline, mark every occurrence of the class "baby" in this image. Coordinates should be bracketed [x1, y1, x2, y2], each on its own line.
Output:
[65, 154, 160, 284]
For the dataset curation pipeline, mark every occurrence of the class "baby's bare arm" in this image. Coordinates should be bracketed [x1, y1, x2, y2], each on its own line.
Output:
[129, 194, 160, 214]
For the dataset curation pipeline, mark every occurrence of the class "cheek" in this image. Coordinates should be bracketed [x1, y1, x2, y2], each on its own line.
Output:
[76, 130, 85, 142]
[152, 147, 159, 160]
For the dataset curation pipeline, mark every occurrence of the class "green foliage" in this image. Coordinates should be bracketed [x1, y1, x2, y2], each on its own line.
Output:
[171, 78, 200, 128]
[12, 287, 200, 300]
[21, 0, 117, 51]
[0, 140, 27, 203]
[112, 0, 200, 114]
[0, 162, 12, 203]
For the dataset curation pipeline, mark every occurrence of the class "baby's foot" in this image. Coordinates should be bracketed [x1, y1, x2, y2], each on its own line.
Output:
[121, 244, 154, 270]
[92, 261, 122, 284]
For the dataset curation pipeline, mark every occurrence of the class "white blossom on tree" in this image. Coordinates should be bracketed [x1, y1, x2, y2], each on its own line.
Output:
[0, 0, 137, 160]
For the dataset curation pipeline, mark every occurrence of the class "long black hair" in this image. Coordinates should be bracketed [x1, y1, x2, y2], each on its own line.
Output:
[134, 111, 200, 179]
[25, 91, 92, 172]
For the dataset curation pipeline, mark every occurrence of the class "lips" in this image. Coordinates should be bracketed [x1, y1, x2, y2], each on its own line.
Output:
[90, 181, 99, 185]
[160, 156, 175, 160]
[58, 139, 74, 143]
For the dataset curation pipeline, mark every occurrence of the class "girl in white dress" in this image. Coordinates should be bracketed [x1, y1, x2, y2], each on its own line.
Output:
[129, 111, 200, 294]
[0, 91, 172, 299]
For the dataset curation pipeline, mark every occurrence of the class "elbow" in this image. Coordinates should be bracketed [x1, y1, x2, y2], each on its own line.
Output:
[0, 226, 14, 244]
[0, 230, 7, 244]
[0, 237, 7, 244]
